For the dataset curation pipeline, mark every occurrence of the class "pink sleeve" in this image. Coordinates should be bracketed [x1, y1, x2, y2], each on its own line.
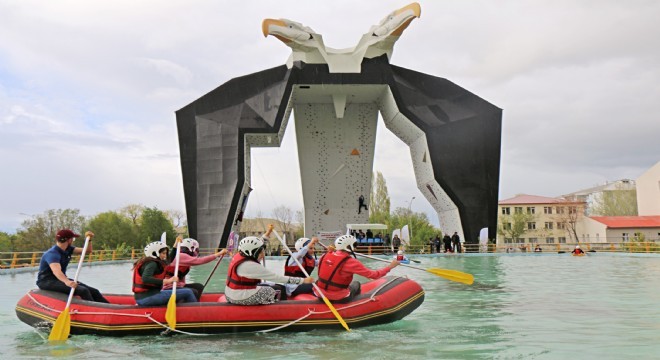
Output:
[177, 252, 217, 266]
[341, 257, 391, 279]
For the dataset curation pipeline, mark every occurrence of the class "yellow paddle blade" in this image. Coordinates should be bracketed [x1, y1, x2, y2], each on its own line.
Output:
[426, 268, 474, 285]
[48, 307, 71, 342]
[165, 292, 177, 330]
[320, 295, 350, 332]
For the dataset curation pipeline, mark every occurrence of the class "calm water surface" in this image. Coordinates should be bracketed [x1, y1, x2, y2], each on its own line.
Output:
[1, 254, 659, 359]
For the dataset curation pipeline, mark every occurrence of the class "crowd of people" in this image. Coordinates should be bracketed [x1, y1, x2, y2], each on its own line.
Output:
[424, 232, 463, 253]
[37, 229, 401, 307]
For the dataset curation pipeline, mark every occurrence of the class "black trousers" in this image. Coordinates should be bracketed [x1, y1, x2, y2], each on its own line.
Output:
[37, 279, 109, 303]
[185, 282, 205, 301]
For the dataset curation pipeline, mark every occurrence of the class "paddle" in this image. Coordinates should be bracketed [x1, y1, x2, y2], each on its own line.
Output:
[199, 254, 225, 297]
[48, 235, 91, 342]
[357, 252, 474, 285]
[317, 241, 473, 285]
[160, 232, 166, 245]
[165, 241, 181, 330]
[271, 229, 351, 332]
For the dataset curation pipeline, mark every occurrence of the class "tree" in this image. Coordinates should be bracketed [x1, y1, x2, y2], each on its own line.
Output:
[498, 212, 535, 243]
[293, 210, 305, 239]
[0, 231, 18, 252]
[138, 207, 176, 245]
[369, 171, 391, 224]
[87, 211, 138, 250]
[553, 198, 586, 242]
[166, 209, 186, 228]
[272, 205, 293, 235]
[590, 186, 638, 216]
[120, 204, 145, 225]
[16, 209, 87, 251]
[388, 207, 439, 247]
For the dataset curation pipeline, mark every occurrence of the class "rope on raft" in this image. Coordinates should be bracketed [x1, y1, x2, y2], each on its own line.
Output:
[27, 276, 404, 336]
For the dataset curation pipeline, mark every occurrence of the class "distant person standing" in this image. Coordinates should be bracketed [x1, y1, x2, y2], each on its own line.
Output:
[358, 195, 368, 214]
[451, 232, 462, 253]
[434, 235, 441, 253]
[392, 235, 401, 251]
[443, 234, 452, 253]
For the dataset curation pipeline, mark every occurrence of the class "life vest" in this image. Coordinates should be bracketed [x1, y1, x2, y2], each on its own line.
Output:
[164, 262, 191, 280]
[315, 251, 352, 292]
[396, 254, 404, 261]
[284, 254, 315, 277]
[226, 253, 261, 290]
[132, 258, 167, 293]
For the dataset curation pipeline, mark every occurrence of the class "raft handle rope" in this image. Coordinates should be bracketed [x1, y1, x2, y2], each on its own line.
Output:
[26, 276, 403, 336]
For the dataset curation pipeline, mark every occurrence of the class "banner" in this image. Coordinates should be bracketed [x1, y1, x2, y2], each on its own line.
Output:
[318, 230, 342, 244]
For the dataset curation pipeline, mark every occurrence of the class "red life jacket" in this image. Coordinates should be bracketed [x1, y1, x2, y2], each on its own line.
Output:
[226, 253, 261, 290]
[132, 258, 167, 293]
[164, 262, 191, 280]
[396, 254, 404, 261]
[284, 254, 316, 277]
[315, 251, 352, 294]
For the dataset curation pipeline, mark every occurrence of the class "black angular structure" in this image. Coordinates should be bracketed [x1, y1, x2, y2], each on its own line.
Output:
[176, 3, 502, 251]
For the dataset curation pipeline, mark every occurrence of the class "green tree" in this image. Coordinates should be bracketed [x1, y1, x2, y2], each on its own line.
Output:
[0, 231, 18, 252]
[87, 211, 138, 250]
[591, 186, 638, 216]
[388, 207, 439, 247]
[16, 209, 87, 251]
[369, 171, 391, 224]
[138, 207, 176, 245]
[498, 211, 535, 242]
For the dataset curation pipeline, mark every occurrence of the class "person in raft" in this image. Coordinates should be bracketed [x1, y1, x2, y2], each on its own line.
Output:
[36, 229, 109, 303]
[282, 237, 321, 297]
[314, 234, 400, 303]
[132, 241, 197, 306]
[224, 236, 314, 305]
[395, 249, 408, 261]
[571, 245, 585, 255]
[164, 237, 228, 300]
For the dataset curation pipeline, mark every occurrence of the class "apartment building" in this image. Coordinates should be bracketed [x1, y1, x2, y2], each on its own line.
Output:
[497, 194, 585, 246]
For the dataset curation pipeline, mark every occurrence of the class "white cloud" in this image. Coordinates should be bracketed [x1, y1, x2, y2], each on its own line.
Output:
[1, 1, 659, 233]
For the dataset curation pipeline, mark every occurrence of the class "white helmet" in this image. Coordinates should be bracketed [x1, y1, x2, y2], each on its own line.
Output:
[144, 241, 168, 259]
[295, 238, 311, 252]
[575, 245, 580, 249]
[180, 238, 200, 255]
[335, 235, 356, 251]
[239, 236, 265, 258]
[397, 250, 403, 255]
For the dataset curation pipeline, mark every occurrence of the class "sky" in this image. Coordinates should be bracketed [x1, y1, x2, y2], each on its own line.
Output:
[1, 1, 659, 233]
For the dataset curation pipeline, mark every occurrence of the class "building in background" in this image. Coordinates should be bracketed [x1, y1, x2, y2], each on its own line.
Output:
[636, 161, 660, 216]
[562, 179, 637, 216]
[581, 216, 660, 243]
[497, 195, 586, 247]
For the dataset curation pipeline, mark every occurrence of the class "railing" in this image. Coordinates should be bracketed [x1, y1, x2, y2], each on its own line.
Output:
[2, 242, 658, 269]
[0, 249, 141, 269]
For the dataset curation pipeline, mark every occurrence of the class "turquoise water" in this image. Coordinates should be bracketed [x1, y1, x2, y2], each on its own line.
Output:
[1, 254, 659, 359]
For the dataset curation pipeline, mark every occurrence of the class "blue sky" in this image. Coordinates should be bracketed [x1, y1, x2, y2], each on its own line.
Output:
[1, 1, 659, 233]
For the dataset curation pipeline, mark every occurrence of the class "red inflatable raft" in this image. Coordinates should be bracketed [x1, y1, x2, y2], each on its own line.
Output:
[16, 276, 424, 336]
